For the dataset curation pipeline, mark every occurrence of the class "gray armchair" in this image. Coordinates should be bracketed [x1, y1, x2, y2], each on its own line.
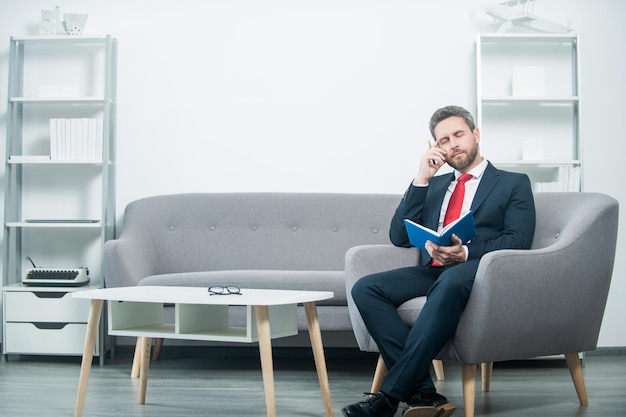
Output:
[345, 192, 619, 417]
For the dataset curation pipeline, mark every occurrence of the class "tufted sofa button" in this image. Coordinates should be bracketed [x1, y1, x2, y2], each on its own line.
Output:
[372, 227, 379, 233]
[169, 225, 175, 231]
[209, 225, 216, 231]
[291, 226, 298, 231]
[251, 225, 257, 231]
[554, 232, 560, 239]
[332, 226, 339, 232]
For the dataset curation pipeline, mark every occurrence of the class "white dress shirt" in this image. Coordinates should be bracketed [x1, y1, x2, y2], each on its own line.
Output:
[436, 158, 488, 232]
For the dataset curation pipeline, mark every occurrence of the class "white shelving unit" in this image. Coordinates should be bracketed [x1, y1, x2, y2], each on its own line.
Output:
[2, 35, 117, 361]
[476, 33, 581, 192]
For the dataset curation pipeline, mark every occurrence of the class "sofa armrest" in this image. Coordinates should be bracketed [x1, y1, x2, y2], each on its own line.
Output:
[345, 244, 420, 351]
[103, 238, 158, 288]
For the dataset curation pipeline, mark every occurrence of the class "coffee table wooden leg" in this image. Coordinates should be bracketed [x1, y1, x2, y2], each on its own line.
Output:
[131, 337, 142, 378]
[255, 305, 276, 417]
[75, 299, 104, 417]
[304, 302, 334, 417]
[138, 336, 152, 404]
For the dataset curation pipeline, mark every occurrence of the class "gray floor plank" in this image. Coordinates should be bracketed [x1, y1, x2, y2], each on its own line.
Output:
[1, 348, 624, 416]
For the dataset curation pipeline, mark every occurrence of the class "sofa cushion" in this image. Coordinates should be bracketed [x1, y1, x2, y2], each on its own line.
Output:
[137, 270, 346, 305]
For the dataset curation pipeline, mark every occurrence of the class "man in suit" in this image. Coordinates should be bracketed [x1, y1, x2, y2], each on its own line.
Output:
[342, 105, 536, 417]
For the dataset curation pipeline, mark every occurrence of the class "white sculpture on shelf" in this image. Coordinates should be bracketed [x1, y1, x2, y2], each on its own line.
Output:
[64, 13, 89, 35]
[483, 0, 572, 33]
[39, 6, 62, 35]
[38, 6, 89, 35]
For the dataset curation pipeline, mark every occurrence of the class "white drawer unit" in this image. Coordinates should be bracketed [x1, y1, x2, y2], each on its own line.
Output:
[2, 284, 100, 356]
[4, 323, 89, 355]
[4, 291, 91, 322]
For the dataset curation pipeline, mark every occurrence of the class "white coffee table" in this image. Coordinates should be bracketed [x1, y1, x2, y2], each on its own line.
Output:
[72, 286, 335, 417]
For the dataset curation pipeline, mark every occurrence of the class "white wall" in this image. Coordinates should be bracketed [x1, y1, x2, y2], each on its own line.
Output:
[1, 0, 624, 347]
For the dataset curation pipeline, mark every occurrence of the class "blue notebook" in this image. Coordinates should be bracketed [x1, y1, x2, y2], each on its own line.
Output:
[404, 211, 476, 251]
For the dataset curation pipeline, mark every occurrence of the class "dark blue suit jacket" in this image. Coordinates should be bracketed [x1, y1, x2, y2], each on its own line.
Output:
[390, 162, 536, 266]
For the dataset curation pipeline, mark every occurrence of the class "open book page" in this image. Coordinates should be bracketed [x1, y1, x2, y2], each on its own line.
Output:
[403, 211, 476, 251]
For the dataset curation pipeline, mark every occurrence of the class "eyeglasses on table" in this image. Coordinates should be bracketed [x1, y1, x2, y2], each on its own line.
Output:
[208, 286, 242, 295]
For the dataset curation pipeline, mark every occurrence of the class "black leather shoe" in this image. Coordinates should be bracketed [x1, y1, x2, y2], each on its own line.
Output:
[402, 391, 455, 417]
[341, 392, 399, 417]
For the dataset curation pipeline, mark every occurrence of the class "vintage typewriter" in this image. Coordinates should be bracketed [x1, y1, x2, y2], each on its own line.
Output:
[22, 267, 90, 287]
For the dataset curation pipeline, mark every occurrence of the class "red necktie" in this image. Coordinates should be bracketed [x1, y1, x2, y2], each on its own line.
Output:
[431, 173, 472, 266]
[443, 173, 472, 227]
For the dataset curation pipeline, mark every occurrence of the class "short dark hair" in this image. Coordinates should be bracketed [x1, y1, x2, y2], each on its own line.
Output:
[429, 105, 476, 139]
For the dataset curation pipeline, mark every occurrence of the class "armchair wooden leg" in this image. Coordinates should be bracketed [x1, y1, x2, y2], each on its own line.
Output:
[565, 352, 589, 406]
[371, 355, 387, 393]
[433, 359, 445, 381]
[481, 362, 493, 392]
[461, 363, 476, 417]
[371, 355, 447, 393]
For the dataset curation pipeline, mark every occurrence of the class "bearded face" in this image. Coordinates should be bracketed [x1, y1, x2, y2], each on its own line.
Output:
[433, 116, 482, 173]
[447, 140, 479, 171]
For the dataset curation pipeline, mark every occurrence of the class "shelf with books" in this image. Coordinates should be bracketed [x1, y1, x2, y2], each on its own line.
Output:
[476, 33, 581, 192]
[2, 35, 116, 360]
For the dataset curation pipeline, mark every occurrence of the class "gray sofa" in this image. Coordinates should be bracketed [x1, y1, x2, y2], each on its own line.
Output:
[103, 192, 401, 336]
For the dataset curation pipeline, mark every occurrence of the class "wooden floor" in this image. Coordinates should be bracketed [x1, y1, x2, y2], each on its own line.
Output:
[1, 346, 625, 417]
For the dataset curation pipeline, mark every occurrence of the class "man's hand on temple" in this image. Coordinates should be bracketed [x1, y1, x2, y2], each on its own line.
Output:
[413, 142, 447, 185]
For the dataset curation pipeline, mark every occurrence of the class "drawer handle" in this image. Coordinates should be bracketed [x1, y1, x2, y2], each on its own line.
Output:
[32, 322, 69, 330]
[33, 292, 67, 299]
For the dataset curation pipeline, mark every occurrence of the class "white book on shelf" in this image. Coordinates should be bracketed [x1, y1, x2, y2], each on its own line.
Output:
[50, 118, 58, 159]
[96, 117, 103, 161]
[559, 166, 569, 192]
[69, 118, 76, 160]
[53, 118, 64, 160]
[80, 118, 89, 160]
[64, 118, 71, 160]
[76, 118, 82, 160]
[87, 118, 95, 160]
[60, 118, 66, 160]
[569, 167, 581, 192]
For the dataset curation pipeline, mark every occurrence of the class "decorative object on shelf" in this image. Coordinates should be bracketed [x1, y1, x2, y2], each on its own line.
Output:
[64, 13, 89, 35]
[39, 6, 62, 35]
[482, 0, 572, 33]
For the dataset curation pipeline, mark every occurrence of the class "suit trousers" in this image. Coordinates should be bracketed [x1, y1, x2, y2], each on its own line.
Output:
[351, 259, 480, 401]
